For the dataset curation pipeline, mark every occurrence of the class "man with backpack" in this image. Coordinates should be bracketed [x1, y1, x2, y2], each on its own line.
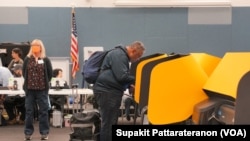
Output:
[93, 41, 145, 141]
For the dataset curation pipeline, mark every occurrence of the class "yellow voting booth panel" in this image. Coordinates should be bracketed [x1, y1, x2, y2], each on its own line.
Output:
[191, 53, 221, 77]
[148, 55, 208, 125]
[134, 54, 167, 103]
[203, 52, 250, 100]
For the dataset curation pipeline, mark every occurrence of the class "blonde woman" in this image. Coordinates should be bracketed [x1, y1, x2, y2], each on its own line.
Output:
[23, 39, 53, 140]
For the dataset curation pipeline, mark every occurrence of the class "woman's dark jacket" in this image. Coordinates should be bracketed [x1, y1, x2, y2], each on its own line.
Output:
[22, 56, 53, 92]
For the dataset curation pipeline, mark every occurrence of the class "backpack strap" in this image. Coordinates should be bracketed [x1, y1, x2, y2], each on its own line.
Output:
[100, 46, 129, 74]
[100, 46, 125, 70]
[114, 45, 129, 59]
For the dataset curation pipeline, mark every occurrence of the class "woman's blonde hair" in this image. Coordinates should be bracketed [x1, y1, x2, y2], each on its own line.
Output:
[27, 39, 46, 58]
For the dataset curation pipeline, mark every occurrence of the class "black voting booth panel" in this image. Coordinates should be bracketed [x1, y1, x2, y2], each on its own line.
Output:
[146, 54, 208, 125]
[133, 53, 167, 104]
[192, 97, 235, 125]
[0, 42, 30, 67]
[235, 71, 250, 124]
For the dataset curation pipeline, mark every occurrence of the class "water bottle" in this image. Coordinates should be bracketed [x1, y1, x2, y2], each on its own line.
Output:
[68, 95, 74, 110]
[55, 80, 60, 90]
[69, 96, 74, 105]
[13, 80, 18, 90]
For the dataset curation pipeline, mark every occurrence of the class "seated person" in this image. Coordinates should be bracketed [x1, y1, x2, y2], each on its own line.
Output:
[3, 64, 25, 125]
[0, 66, 13, 126]
[0, 66, 13, 103]
[49, 68, 69, 113]
[123, 88, 140, 121]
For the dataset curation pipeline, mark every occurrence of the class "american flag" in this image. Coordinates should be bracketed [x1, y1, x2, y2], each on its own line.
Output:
[70, 8, 79, 79]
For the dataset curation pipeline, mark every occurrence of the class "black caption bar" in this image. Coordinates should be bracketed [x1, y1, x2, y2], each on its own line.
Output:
[112, 125, 250, 140]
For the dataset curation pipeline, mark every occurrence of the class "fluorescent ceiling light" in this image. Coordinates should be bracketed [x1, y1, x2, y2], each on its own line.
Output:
[114, 0, 231, 7]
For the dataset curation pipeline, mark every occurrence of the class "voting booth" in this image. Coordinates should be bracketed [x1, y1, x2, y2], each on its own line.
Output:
[134, 53, 221, 125]
[196, 52, 250, 125]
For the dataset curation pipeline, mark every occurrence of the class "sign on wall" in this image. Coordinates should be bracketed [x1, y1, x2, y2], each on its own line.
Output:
[83, 46, 104, 61]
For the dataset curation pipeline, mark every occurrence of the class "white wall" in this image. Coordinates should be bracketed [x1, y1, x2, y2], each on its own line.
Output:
[232, 0, 250, 6]
[0, 0, 249, 7]
[0, 0, 114, 7]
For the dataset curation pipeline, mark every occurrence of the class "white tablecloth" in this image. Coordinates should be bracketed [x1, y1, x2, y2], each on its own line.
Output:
[0, 88, 93, 96]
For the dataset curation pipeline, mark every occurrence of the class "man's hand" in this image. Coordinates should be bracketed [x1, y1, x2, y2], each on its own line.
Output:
[129, 84, 135, 95]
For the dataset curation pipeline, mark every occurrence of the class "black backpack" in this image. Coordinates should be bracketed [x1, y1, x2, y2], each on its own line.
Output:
[69, 110, 101, 141]
[82, 46, 123, 84]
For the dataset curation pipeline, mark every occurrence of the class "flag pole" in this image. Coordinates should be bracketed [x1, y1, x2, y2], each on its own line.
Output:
[71, 5, 75, 14]
[71, 6, 74, 87]
[70, 5, 79, 86]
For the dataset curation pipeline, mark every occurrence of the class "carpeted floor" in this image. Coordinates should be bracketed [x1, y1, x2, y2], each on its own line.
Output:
[0, 116, 141, 141]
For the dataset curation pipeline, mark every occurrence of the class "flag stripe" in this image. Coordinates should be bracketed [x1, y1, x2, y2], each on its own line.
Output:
[70, 10, 79, 79]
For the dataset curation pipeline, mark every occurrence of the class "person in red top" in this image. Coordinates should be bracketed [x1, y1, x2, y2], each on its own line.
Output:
[22, 39, 53, 141]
